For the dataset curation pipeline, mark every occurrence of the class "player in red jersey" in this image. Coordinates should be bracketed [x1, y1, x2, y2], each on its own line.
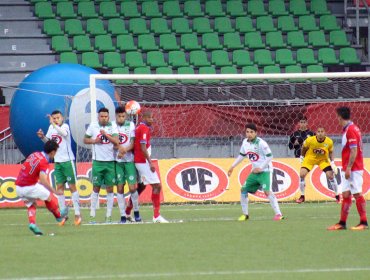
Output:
[134, 110, 168, 223]
[15, 140, 69, 235]
[328, 107, 368, 231]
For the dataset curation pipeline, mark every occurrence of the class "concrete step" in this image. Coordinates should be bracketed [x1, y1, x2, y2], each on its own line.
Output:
[0, 5, 34, 20]
[0, 20, 45, 38]
[0, 55, 56, 72]
[0, 38, 52, 54]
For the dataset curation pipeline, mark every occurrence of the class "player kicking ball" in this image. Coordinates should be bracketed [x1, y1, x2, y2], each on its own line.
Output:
[227, 123, 284, 221]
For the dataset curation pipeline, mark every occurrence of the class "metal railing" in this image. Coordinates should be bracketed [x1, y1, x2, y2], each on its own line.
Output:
[0, 127, 24, 164]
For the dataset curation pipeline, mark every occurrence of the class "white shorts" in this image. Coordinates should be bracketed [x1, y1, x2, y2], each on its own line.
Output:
[135, 162, 160, 185]
[341, 170, 364, 194]
[16, 183, 50, 207]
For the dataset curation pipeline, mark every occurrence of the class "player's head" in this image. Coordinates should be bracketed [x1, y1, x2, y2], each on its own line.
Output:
[141, 110, 154, 126]
[336, 106, 351, 125]
[315, 126, 326, 141]
[115, 106, 127, 124]
[245, 123, 257, 141]
[98, 107, 109, 126]
[298, 116, 308, 130]
[51, 110, 64, 126]
[43, 140, 59, 159]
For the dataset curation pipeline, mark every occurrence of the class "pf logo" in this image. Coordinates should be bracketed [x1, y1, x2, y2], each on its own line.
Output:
[238, 161, 299, 200]
[97, 133, 110, 144]
[246, 152, 259, 161]
[51, 134, 62, 144]
[166, 160, 228, 200]
[119, 133, 128, 144]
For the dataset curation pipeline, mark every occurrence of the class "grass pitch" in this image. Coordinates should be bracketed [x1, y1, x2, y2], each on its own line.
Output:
[0, 203, 369, 280]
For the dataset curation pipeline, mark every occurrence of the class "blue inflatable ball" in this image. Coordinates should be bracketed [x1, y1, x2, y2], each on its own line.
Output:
[10, 64, 116, 157]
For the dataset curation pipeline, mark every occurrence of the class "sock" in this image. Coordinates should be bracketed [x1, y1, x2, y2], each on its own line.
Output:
[57, 194, 66, 210]
[90, 191, 99, 217]
[268, 193, 282, 216]
[106, 192, 114, 218]
[27, 205, 36, 224]
[151, 192, 160, 218]
[126, 184, 146, 215]
[45, 195, 61, 219]
[355, 195, 368, 224]
[117, 193, 126, 216]
[71, 191, 80, 216]
[299, 178, 305, 196]
[131, 191, 139, 211]
[328, 178, 338, 195]
[240, 192, 249, 215]
[340, 196, 352, 224]
[125, 198, 133, 216]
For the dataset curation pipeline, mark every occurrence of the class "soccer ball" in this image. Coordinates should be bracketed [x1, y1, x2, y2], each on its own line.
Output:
[125, 100, 141, 115]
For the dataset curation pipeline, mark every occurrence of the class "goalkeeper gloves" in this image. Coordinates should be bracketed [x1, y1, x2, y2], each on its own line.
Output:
[330, 161, 338, 175]
[299, 156, 304, 164]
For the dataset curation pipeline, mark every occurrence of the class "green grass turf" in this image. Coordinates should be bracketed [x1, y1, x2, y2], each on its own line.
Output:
[0, 203, 369, 280]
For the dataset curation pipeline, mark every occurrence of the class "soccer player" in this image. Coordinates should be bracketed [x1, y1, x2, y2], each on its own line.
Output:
[37, 110, 81, 225]
[296, 127, 339, 203]
[328, 107, 368, 231]
[113, 106, 141, 223]
[15, 140, 68, 235]
[84, 107, 119, 224]
[288, 117, 315, 158]
[134, 110, 168, 223]
[227, 123, 284, 221]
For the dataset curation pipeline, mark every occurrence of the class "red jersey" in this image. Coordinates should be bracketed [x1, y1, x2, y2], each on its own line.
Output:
[134, 122, 151, 163]
[15, 152, 50, 186]
[341, 122, 364, 171]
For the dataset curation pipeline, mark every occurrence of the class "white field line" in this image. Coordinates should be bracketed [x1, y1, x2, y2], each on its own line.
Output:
[2, 267, 370, 280]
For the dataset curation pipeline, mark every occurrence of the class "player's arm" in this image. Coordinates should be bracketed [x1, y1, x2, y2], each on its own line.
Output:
[53, 123, 68, 137]
[37, 129, 49, 143]
[104, 133, 119, 146]
[84, 134, 99, 144]
[288, 133, 296, 150]
[140, 142, 155, 172]
[253, 142, 272, 173]
[345, 147, 358, 179]
[227, 154, 245, 176]
[39, 171, 60, 195]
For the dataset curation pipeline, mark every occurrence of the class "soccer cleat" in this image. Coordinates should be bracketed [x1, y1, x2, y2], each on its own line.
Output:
[238, 214, 249, 221]
[273, 214, 285, 221]
[296, 195, 305, 204]
[56, 207, 69, 226]
[89, 216, 96, 224]
[29, 223, 43, 236]
[120, 216, 127, 224]
[74, 215, 82, 226]
[350, 223, 369, 231]
[327, 223, 346, 231]
[105, 216, 112, 224]
[335, 195, 341, 204]
[134, 211, 142, 222]
[153, 215, 169, 223]
[126, 215, 135, 222]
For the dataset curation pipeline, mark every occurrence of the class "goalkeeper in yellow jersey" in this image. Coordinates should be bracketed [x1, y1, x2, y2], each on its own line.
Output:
[296, 127, 340, 203]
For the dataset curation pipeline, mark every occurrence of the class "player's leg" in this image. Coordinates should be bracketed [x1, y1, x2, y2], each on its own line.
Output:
[297, 165, 310, 203]
[259, 172, 284, 220]
[349, 171, 368, 230]
[126, 182, 146, 221]
[116, 162, 127, 223]
[104, 161, 117, 223]
[239, 175, 259, 221]
[65, 161, 81, 225]
[322, 164, 340, 203]
[54, 163, 67, 210]
[90, 161, 104, 223]
[125, 162, 141, 222]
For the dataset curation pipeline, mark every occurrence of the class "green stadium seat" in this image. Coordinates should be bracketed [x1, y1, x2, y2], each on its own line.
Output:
[211, 50, 232, 66]
[193, 18, 213, 34]
[163, 1, 183, 17]
[56, 2, 76, 19]
[172, 18, 192, 34]
[275, 49, 295, 66]
[289, 0, 309, 16]
[169, 51, 189, 67]
[248, 0, 267, 16]
[254, 49, 274, 66]
[43, 19, 63, 36]
[277, 15, 298, 32]
[108, 18, 128, 35]
[156, 67, 176, 85]
[82, 52, 102, 68]
[205, 0, 225, 17]
[181, 34, 201, 50]
[177, 67, 197, 84]
[308, 30, 329, 47]
[242, 66, 262, 83]
[285, 65, 305, 82]
[159, 34, 180, 51]
[125, 51, 145, 68]
[147, 51, 167, 68]
[220, 66, 240, 83]
[103, 52, 124, 68]
[202, 33, 223, 50]
[339, 47, 361, 64]
[235, 17, 255, 33]
[99, 2, 119, 18]
[318, 48, 339, 65]
[129, 18, 149, 35]
[112, 67, 133, 85]
[320, 15, 340, 31]
[64, 19, 85, 36]
[134, 67, 155, 85]
[95, 34, 115, 51]
[269, 0, 288, 16]
[142, 1, 161, 17]
[329, 30, 350, 47]
[266, 31, 286, 48]
[307, 64, 327, 82]
[77, 1, 99, 18]
[232, 50, 253, 66]
[297, 48, 317, 65]
[60, 52, 78, 64]
[116, 34, 136, 51]
[138, 34, 158, 51]
[287, 31, 308, 48]
[73, 35, 93, 52]
[214, 17, 234, 34]
[184, 0, 204, 17]
[190, 50, 211, 67]
[299, 15, 319, 32]
[121, 1, 140, 18]
[245, 32, 265, 49]
[226, 0, 246, 16]
[310, 0, 330, 15]
[199, 66, 217, 84]
[150, 18, 171, 34]
[86, 19, 107, 35]
[256, 16, 277, 33]
[223, 32, 243, 49]
[264, 65, 283, 82]
[52, 36, 72, 52]
[35, 2, 55, 19]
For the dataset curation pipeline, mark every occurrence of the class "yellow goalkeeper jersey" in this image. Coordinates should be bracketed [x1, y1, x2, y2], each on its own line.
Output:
[303, 135, 333, 162]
